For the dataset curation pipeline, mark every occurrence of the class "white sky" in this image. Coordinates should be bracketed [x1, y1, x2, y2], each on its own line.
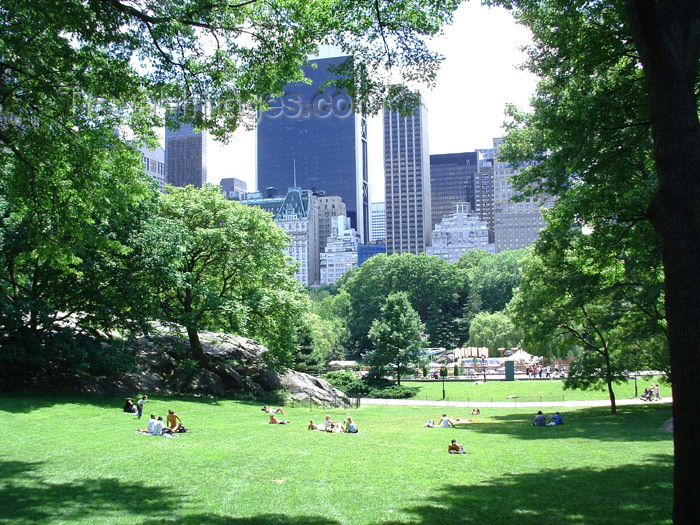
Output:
[206, 2, 538, 203]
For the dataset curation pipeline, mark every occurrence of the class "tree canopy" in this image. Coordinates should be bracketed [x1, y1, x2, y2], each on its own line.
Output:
[491, 0, 700, 517]
[366, 292, 428, 385]
[144, 184, 306, 367]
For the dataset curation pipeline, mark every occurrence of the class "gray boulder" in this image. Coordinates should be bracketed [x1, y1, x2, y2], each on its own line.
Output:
[281, 370, 352, 408]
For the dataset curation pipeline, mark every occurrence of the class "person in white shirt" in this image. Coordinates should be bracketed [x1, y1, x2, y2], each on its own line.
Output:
[152, 416, 165, 436]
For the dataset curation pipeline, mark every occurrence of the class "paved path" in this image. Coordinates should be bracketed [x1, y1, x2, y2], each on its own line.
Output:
[359, 397, 673, 408]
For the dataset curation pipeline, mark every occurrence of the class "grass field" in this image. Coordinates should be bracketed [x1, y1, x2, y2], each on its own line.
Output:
[401, 376, 667, 403]
[0, 389, 673, 525]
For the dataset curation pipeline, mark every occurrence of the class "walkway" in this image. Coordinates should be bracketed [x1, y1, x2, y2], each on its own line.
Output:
[359, 397, 673, 408]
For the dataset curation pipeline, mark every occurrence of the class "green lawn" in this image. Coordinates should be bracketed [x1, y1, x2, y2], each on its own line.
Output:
[0, 393, 672, 524]
[402, 376, 667, 403]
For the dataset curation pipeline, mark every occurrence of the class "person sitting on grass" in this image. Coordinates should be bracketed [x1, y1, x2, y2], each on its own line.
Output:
[344, 416, 358, 433]
[448, 439, 466, 454]
[439, 414, 455, 428]
[322, 415, 337, 431]
[166, 409, 183, 431]
[471, 408, 481, 415]
[533, 410, 546, 426]
[152, 416, 166, 436]
[124, 398, 137, 414]
[262, 406, 287, 416]
[137, 414, 157, 434]
[547, 412, 564, 426]
[308, 419, 318, 430]
[269, 414, 289, 425]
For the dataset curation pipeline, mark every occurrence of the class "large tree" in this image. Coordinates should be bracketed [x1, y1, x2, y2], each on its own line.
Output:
[492, 0, 700, 518]
[467, 310, 521, 357]
[366, 292, 428, 385]
[143, 184, 305, 367]
[340, 253, 469, 352]
[1, 0, 464, 366]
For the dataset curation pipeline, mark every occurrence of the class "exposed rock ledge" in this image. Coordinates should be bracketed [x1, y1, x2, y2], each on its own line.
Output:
[77, 331, 351, 407]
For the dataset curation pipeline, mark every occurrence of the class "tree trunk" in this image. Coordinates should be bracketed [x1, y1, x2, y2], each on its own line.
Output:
[604, 351, 617, 415]
[186, 325, 206, 364]
[625, 2, 700, 521]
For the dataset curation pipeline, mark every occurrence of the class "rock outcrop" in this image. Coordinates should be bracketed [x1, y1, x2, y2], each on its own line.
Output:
[74, 330, 349, 407]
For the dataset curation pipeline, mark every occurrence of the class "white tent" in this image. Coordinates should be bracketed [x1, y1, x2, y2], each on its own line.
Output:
[504, 349, 536, 363]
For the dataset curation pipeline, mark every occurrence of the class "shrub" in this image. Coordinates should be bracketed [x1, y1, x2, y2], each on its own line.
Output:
[322, 371, 367, 396]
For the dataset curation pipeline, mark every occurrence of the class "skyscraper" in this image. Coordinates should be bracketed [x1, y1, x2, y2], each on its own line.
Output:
[164, 110, 208, 188]
[370, 202, 386, 243]
[383, 97, 431, 255]
[492, 137, 551, 251]
[429, 152, 478, 230]
[256, 56, 369, 242]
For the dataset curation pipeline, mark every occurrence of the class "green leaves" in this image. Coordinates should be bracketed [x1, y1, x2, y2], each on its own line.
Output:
[366, 292, 428, 384]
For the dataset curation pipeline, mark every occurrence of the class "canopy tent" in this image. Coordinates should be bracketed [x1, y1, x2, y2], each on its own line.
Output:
[503, 349, 537, 363]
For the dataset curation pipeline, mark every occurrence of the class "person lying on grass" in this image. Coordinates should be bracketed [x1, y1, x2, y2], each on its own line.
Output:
[269, 414, 289, 425]
[262, 406, 287, 416]
[448, 439, 466, 454]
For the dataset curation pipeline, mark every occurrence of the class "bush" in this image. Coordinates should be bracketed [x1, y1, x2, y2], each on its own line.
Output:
[322, 371, 419, 399]
[322, 371, 368, 397]
[366, 384, 418, 399]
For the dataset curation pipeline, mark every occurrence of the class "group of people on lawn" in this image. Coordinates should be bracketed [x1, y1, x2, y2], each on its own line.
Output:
[533, 410, 564, 426]
[137, 409, 186, 436]
[262, 406, 359, 433]
[307, 414, 358, 433]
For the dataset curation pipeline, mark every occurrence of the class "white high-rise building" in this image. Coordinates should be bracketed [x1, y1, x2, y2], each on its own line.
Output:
[139, 146, 166, 191]
[383, 96, 431, 255]
[370, 202, 386, 242]
[240, 187, 320, 286]
[427, 203, 494, 262]
[320, 216, 359, 286]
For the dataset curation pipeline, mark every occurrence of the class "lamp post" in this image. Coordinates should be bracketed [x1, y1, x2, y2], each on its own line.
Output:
[440, 366, 447, 400]
[633, 373, 638, 397]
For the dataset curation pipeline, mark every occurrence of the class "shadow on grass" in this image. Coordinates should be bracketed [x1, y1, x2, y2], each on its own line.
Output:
[387, 454, 673, 525]
[0, 459, 184, 524]
[470, 405, 674, 443]
[142, 515, 341, 525]
[0, 392, 286, 415]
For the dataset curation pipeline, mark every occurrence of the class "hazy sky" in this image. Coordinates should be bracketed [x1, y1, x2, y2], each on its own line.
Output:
[207, 2, 538, 202]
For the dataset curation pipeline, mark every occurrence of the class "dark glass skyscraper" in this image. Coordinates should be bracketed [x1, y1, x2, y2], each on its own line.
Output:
[256, 56, 369, 242]
[165, 114, 207, 188]
[430, 152, 479, 230]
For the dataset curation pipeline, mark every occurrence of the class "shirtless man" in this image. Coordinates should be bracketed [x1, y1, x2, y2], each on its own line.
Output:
[269, 414, 289, 425]
[166, 409, 182, 431]
[448, 439, 466, 454]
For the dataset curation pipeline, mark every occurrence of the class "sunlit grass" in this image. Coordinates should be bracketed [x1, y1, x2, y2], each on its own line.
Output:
[0, 393, 672, 524]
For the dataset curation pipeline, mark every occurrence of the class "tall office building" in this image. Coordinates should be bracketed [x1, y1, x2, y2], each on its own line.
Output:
[320, 216, 360, 286]
[164, 110, 208, 188]
[430, 152, 479, 230]
[492, 137, 551, 252]
[317, 196, 347, 251]
[220, 177, 247, 200]
[383, 97, 431, 255]
[370, 202, 386, 243]
[474, 154, 495, 243]
[239, 187, 320, 286]
[256, 56, 369, 242]
[139, 145, 166, 191]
